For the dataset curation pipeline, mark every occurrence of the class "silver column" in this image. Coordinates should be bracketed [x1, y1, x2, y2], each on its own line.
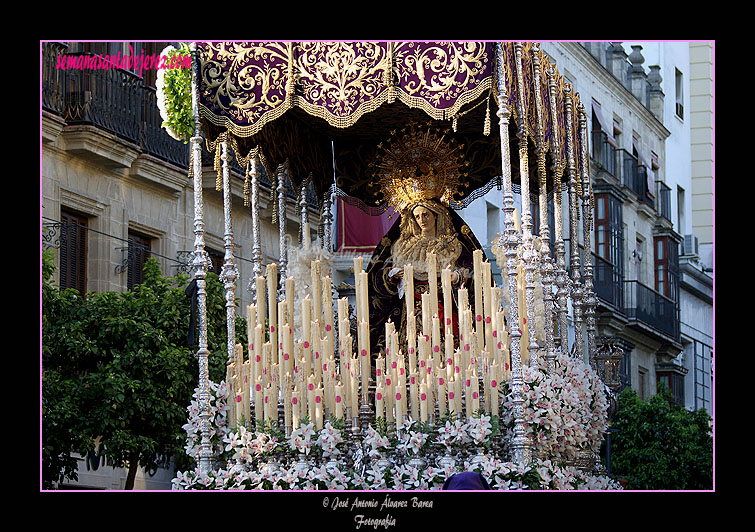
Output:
[189, 42, 213, 475]
[548, 65, 570, 356]
[514, 43, 539, 368]
[220, 136, 239, 369]
[579, 104, 597, 365]
[276, 163, 288, 299]
[496, 42, 531, 467]
[564, 83, 584, 358]
[247, 154, 263, 303]
[532, 44, 556, 372]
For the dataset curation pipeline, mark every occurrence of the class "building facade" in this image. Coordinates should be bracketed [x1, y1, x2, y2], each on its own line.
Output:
[41, 41, 319, 489]
[538, 41, 713, 415]
[41, 40, 713, 488]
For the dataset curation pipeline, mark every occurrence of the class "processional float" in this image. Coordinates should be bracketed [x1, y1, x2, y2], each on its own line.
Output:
[181, 41, 624, 485]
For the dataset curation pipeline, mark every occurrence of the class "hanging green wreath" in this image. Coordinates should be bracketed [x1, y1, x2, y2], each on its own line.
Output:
[156, 43, 194, 143]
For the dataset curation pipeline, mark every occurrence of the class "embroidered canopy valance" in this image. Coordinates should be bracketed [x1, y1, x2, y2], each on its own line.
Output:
[195, 41, 586, 209]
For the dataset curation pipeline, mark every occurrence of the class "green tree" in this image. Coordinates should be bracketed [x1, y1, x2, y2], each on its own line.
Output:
[610, 384, 713, 490]
[42, 250, 241, 489]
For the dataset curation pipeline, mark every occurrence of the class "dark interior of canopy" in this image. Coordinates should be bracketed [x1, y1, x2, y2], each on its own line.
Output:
[201, 92, 559, 214]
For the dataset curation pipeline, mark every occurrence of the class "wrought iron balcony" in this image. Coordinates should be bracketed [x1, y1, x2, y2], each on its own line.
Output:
[593, 253, 624, 311]
[618, 149, 654, 209]
[41, 42, 189, 168]
[591, 130, 617, 177]
[623, 279, 680, 342]
[656, 181, 672, 222]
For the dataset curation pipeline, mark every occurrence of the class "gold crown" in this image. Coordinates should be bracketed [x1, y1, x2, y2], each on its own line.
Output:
[369, 122, 469, 213]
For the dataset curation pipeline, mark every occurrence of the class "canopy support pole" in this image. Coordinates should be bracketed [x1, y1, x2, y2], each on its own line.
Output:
[495, 42, 532, 468]
[189, 42, 213, 476]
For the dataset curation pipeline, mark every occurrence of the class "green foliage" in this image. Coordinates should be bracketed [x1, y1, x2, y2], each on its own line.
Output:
[158, 43, 194, 143]
[610, 384, 713, 490]
[42, 251, 240, 489]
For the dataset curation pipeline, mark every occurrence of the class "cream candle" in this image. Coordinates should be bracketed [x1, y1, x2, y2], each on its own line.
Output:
[266, 263, 277, 365]
[419, 381, 428, 423]
[404, 263, 414, 318]
[441, 266, 453, 334]
[376, 384, 384, 420]
[254, 376, 263, 421]
[428, 251, 438, 321]
[335, 381, 344, 420]
[410, 373, 419, 421]
[302, 221, 311, 250]
[292, 387, 300, 429]
[438, 374, 447, 417]
[432, 314, 441, 370]
[311, 259, 322, 327]
[255, 276, 266, 327]
[314, 384, 323, 430]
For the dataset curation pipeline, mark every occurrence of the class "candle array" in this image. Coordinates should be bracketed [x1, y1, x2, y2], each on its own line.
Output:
[225, 246, 518, 436]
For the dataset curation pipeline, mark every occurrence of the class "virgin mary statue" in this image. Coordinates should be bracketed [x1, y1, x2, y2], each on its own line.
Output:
[364, 123, 485, 354]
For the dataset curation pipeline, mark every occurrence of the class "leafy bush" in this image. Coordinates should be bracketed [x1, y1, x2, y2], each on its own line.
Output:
[610, 384, 713, 490]
[42, 250, 240, 489]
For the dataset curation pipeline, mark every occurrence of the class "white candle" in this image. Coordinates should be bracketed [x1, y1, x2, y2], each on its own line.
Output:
[255, 276, 266, 327]
[438, 375, 447, 417]
[376, 384, 384, 420]
[442, 266, 453, 336]
[404, 263, 414, 319]
[278, 300, 287, 369]
[307, 376, 316, 422]
[448, 379, 457, 417]
[483, 260, 493, 354]
[266, 263, 278, 365]
[428, 251, 438, 321]
[420, 381, 428, 422]
[490, 363, 499, 417]
[359, 320, 369, 398]
[254, 376, 263, 421]
[432, 314, 441, 370]
[350, 364, 359, 414]
[292, 387, 300, 429]
[421, 293, 431, 341]
[410, 373, 419, 421]
[407, 313, 417, 372]
[302, 221, 311, 250]
[246, 304, 256, 345]
[311, 260, 322, 328]
[335, 381, 344, 420]
[359, 270, 369, 332]
[314, 384, 323, 430]
[353, 256, 363, 322]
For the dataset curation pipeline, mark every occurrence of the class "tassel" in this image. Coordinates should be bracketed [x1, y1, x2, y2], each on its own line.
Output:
[243, 161, 251, 207]
[214, 142, 222, 192]
[484, 95, 491, 136]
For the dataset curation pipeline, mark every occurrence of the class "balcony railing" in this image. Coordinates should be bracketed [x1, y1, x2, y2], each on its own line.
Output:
[593, 253, 623, 310]
[619, 150, 654, 208]
[42, 43, 189, 168]
[656, 181, 672, 222]
[623, 280, 680, 341]
[591, 130, 617, 176]
[42, 42, 69, 115]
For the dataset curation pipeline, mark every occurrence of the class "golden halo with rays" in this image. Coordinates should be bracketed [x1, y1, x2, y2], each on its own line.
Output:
[369, 121, 470, 213]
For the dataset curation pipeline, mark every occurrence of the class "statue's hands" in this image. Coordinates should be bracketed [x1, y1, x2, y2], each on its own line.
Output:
[451, 270, 459, 284]
[388, 267, 403, 284]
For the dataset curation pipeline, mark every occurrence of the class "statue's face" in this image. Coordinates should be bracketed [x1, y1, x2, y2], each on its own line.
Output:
[412, 205, 436, 236]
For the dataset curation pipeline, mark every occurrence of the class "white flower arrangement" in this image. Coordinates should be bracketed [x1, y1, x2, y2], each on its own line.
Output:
[174, 359, 618, 491]
[181, 380, 230, 460]
[155, 43, 194, 143]
[499, 351, 609, 463]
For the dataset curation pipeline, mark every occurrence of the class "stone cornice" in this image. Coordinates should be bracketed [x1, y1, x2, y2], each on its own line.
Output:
[562, 43, 671, 142]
